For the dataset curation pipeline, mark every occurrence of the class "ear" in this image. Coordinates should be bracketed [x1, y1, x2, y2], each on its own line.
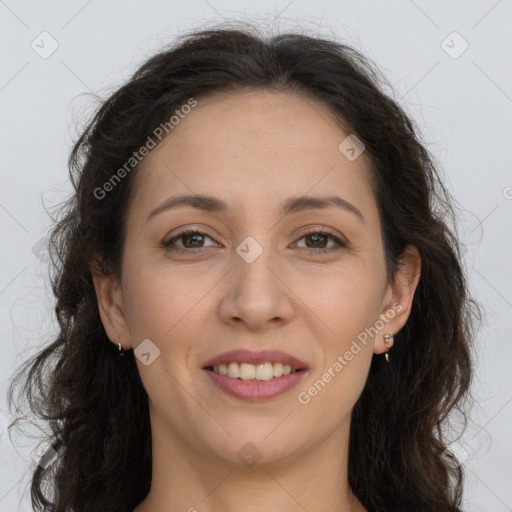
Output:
[91, 261, 132, 350]
[373, 244, 421, 355]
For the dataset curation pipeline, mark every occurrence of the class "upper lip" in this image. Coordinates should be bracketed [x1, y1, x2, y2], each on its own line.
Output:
[202, 349, 308, 370]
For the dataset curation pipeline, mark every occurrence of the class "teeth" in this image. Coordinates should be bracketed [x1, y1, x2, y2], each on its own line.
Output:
[227, 362, 240, 378]
[212, 362, 298, 380]
[255, 363, 274, 380]
[240, 363, 256, 380]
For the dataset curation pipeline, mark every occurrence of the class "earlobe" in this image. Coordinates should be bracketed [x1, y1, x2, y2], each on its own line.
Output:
[91, 265, 131, 349]
[374, 245, 421, 355]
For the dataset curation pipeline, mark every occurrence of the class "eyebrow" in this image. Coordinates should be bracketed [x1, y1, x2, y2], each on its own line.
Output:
[146, 193, 365, 224]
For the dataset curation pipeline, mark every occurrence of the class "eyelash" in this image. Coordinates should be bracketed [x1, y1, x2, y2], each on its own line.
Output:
[163, 227, 347, 256]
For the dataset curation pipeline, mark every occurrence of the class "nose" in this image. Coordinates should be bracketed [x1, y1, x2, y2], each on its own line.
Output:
[218, 246, 295, 331]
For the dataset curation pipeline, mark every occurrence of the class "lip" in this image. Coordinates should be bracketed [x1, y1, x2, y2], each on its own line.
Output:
[202, 349, 308, 370]
[203, 368, 308, 402]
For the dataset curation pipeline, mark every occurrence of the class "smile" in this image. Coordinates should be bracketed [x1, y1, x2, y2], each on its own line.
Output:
[206, 362, 300, 380]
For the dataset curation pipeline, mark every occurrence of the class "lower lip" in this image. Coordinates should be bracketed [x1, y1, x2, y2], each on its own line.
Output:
[203, 369, 308, 402]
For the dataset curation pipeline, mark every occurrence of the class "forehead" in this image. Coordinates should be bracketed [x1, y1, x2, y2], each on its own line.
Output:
[127, 90, 376, 222]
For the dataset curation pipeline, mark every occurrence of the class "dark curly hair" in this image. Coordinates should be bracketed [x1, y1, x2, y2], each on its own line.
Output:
[7, 21, 482, 512]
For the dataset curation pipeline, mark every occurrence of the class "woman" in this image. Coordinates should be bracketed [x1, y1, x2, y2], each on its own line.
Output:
[8, 22, 481, 512]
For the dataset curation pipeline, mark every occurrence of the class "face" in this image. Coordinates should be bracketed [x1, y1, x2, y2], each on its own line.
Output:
[94, 90, 419, 471]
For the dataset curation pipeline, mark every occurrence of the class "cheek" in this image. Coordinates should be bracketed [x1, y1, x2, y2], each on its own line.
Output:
[289, 261, 385, 343]
[121, 259, 200, 343]
[297, 281, 378, 420]
[296, 264, 382, 418]
[121, 263, 205, 394]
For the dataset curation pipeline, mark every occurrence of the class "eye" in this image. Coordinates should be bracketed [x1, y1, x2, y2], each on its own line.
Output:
[163, 228, 217, 253]
[293, 227, 347, 254]
[163, 226, 347, 255]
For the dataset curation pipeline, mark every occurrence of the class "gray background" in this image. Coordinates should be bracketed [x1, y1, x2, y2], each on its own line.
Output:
[1, 1, 511, 510]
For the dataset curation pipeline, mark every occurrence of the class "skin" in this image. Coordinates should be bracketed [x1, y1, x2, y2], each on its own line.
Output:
[92, 90, 421, 512]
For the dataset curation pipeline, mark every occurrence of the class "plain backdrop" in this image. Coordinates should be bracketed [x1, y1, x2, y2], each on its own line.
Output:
[1, 1, 511, 511]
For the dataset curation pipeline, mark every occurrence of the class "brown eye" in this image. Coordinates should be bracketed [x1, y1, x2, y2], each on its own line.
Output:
[304, 232, 329, 249]
[163, 228, 216, 252]
[294, 228, 346, 253]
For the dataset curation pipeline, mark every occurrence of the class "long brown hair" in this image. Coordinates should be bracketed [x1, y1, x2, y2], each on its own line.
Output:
[7, 21, 481, 512]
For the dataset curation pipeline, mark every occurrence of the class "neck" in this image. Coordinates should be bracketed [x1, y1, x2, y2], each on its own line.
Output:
[133, 410, 366, 512]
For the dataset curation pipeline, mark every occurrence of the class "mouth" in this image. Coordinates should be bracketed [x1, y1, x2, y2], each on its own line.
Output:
[201, 349, 308, 401]
[204, 362, 303, 380]
[202, 349, 308, 379]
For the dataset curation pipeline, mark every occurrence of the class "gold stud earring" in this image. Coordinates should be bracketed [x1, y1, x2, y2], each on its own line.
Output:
[118, 337, 125, 357]
[383, 333, 394, 363]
